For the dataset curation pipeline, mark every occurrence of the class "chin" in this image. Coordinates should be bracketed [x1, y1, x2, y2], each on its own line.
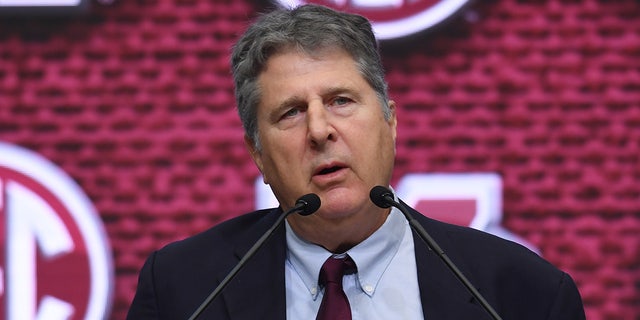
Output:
[317, 191, 368, 219]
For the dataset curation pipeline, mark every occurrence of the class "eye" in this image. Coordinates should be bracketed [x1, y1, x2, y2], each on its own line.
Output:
[332, 96, 352, 106]
[280, 107, 302, 120]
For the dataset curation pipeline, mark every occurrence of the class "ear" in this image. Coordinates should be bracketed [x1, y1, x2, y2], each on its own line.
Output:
[244, 134, 268, 184]
[387, 100, 398, 141]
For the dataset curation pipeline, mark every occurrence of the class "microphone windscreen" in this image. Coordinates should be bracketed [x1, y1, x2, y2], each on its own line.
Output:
[369, 186, 393, 209]
[296, 193, 321, 216]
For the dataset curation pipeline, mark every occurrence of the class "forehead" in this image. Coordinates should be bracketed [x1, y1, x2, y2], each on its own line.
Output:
[257, 49, 373, 114]
[258, 48, 363, 92]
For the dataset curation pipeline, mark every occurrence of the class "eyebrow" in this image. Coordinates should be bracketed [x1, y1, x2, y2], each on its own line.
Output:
[323, 86, 360, 100]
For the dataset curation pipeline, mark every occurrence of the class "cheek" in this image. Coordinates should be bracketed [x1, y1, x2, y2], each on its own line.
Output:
[349, 116, 393, 150]
[362, 124, 396, 167]
[259, 134, 304, 175]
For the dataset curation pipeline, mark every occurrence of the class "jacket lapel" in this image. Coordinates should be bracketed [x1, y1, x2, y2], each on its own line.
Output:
[412, 209, 493, 319]
[220, 208, 288, 320]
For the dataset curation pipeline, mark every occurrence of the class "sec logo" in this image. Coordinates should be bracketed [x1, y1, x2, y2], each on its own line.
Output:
[274, 0, 471, 40]
[0, 142, 113, 320]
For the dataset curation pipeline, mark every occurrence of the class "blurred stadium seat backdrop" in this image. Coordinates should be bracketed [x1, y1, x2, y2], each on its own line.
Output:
[0, 0, 638, 319]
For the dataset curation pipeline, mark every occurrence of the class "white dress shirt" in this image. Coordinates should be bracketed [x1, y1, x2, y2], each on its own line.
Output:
[285, 207, 424, 319]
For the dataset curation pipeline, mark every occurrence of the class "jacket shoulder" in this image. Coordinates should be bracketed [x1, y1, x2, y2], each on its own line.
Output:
[156, 208, 278, 260]
[412, 210, 585, 319]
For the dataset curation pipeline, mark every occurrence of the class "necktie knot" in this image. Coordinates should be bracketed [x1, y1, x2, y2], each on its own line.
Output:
[319, 256, 354, 286]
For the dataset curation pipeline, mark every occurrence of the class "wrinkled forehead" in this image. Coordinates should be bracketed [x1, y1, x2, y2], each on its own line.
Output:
[259, 44, 357, 77]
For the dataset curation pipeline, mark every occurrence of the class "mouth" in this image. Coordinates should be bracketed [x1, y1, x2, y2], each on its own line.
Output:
[313, 163, 347, 177]
[317, 166, 342, 175]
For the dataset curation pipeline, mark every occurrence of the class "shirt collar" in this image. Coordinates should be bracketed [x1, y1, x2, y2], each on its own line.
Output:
[286, 206, 407, 299]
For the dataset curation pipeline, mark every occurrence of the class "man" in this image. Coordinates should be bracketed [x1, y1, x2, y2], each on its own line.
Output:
[127, 4, 586, 319]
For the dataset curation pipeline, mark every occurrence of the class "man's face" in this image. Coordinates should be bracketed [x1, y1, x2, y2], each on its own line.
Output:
[247, 48, 397, 221]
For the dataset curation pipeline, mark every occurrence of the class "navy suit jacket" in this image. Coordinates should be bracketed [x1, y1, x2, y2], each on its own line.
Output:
[127, 206, 586, 319]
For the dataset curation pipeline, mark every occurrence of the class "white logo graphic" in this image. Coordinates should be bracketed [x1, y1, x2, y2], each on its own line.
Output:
[274, 0, 471, 40]
[0, 142, 113, 320]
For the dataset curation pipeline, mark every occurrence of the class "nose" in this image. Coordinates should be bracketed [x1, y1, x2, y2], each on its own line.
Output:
[307, 101, 336, 148]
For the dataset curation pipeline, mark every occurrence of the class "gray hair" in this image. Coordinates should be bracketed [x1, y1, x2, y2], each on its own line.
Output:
[231, 4, 391, 149]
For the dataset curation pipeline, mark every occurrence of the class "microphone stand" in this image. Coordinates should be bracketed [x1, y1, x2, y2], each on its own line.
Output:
[371, 186, 503, 320]
[187, 194, 320, 320]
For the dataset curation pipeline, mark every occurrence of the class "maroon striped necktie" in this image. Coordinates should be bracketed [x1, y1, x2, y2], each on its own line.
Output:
[316, 256, 356, 320]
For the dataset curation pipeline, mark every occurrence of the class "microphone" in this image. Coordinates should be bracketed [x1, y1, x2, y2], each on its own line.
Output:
[369, 186, 503, 320]
[187, 193, 321, 320]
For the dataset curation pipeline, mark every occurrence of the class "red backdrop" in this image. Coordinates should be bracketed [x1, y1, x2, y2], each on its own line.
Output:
[0, 0, 638, 319]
